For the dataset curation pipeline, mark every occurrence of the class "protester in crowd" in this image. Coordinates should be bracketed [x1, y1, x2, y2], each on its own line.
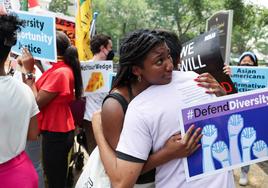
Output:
[92, 29, 233, 188]
[5, 54, 45, 188]
[82, 34, 114, 154]
[21, 31, 83, 188]
[223, 51, 258, 74]
[238, 51, 258, 67]
[0, 14, 39, 188]
[224, 51, 258, 186]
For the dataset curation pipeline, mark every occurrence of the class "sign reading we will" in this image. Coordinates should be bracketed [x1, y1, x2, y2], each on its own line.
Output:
[230, 66, 268, 92]
[12, 11, 56, 62]
[180, 29, 237, 94]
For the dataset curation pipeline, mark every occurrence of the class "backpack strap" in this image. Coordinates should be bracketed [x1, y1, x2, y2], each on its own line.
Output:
[102, 93, 128, 114]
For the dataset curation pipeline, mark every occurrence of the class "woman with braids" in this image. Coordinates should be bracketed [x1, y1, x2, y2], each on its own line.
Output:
[21, 31, 83, 188]
[91, 29, 227, 187]
[0, 14, 39, 187]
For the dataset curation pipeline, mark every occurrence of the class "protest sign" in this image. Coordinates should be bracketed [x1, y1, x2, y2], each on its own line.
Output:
[179, 88, 268, 181]
[206, 10, 233, 64]
[81, 61, 113, 95]
[56, 15, 75, 45]
[230, 66, 268, 92]
[11, 11, 56, 62]
[180, 29, 237, 94]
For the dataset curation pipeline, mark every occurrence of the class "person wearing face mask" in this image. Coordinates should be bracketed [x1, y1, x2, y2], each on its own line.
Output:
[238, 51, 258, 67]
[82, 34, 114, 155]
[223, 51, 258, 75]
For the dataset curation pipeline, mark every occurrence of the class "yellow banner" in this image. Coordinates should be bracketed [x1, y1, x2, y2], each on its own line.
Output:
[75, 0, 93, 61]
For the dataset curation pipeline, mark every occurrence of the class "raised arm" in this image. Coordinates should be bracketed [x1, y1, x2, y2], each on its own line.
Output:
[92, 111, 143, 188]
[27, 115, 39, 140]
[20, 48, 58, 109]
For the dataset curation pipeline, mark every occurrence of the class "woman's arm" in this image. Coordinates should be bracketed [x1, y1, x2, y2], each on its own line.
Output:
[102, 97, 203, 174]
[142, 125, 202, 173]
[21, 48, 58, 109]
[93, 111, 143, 188]
[101, 97, 125, 149]
[27, 115, 39, 140]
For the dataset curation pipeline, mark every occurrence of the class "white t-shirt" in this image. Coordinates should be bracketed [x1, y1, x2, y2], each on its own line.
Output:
[116, 71, 235, 188]
[0, 76, 39, 163]
[84, 92, 108, 121]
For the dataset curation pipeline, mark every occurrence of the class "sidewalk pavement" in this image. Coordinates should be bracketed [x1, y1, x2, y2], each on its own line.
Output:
[234, 163, 268, 188]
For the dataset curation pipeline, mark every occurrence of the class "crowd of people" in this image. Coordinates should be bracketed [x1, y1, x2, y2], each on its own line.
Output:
[0, 11, 263, 188]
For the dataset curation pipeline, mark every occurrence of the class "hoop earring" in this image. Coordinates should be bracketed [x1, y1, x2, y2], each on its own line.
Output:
[138, 75, 142, 82]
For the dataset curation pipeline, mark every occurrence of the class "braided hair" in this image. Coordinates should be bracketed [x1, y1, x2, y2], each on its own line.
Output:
[112, 29, 165, 89]
[156, 29, 182, 70]
[0, 14, 23, 64]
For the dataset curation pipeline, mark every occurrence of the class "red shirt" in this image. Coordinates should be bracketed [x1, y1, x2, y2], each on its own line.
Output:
[36, 61, 75, 132]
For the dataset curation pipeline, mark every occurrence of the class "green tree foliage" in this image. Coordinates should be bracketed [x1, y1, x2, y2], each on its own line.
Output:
[92, 0, 151, 51]
[145, 0, 206, 43]
[49, 0, 73, 15]
[48, 0, 268, 60]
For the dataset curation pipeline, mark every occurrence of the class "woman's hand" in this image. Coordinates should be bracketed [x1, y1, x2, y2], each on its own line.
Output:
[223, 64, 232, 76]
[162, 125, 202, 159]
[20, 48, 35, 73]
[195, 73, 227, 97]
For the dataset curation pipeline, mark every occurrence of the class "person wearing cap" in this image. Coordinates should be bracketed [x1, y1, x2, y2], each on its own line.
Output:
[238, 51, 258, 67]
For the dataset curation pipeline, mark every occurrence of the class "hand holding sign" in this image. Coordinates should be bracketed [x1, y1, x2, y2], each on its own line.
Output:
[178, 125, 203, 157]
[195, 73, 227, 97]
[20, 48, 35, 73]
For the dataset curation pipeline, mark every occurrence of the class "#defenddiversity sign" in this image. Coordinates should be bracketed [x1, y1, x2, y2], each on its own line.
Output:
[12, 11, 56, 62]
[180, 29, 237, 94]
[180, 88, 268, 181]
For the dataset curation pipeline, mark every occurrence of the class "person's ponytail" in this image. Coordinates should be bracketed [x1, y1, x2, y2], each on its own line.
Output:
[63, 46, 83, 99]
